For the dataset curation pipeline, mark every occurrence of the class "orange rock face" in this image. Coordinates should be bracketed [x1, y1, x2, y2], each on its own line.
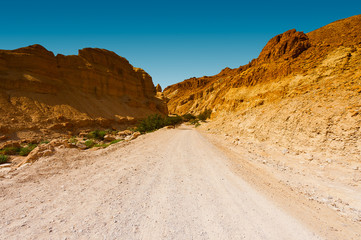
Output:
[164, 15, 361, 155]
[164, 15, 361, 115]
[0, 45, 167, 140]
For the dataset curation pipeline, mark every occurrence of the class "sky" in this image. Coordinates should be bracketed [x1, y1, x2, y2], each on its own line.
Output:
[0, 0, 360, 88]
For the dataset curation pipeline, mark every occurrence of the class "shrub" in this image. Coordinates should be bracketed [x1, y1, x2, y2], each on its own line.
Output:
[136, 114, 185, 133]
[110, 139, 122, 145]
[136, 114, 166, 133]
[182, 113, 196, 122]
[68, 137, 78, 144]
[84, 140, 95, 149]
[0, 147, 20, 155]
[0, 154, 9, 164]
[94, 139, 122, 148]
[189, 119, 199, 125]
[165, 115, 183, 126]
[87, 130, 107, 140]
[197, 108, 212, 121]
[94, 143, 109, 148]
[0, 144, 37, 156]
[19, 144, 37, 156]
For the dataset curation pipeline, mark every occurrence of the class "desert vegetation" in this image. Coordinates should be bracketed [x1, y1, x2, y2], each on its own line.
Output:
[67, 129, 131, 150]
[0, 144, 38, 165]
[87, 130, 107, 141]
[0, 129, 135, 165]
[0, 144, 38, 157]
[136, 110, 212, 133]
[136, 114, 183, 133]
[197, 108, 212, 121]
[0, 154, 9, 164]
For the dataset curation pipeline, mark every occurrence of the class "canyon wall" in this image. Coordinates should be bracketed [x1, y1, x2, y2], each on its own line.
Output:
[164, 15, 361, 158]
[0, 45, 167, 141]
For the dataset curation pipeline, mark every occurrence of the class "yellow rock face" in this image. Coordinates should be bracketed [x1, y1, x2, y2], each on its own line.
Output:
[164, 15, 361, 155]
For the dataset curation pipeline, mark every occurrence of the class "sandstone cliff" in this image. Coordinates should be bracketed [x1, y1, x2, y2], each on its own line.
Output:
[0, 45, 167, 141]
[164, 15, 361, 158]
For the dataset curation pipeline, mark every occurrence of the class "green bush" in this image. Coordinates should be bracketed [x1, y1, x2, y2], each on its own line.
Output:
[0, 154, 9, 164]
[182, 113, 196, 122]
[94, 139, 122, 148]
[19, 144, 37, 156]
[197, 108, 212, 121]
[94, 143, 109, 148]
[110, 139, 122, 145]
[189, 119, 199, 125]
[84, 140, 95, 149]
[0, 144, 37, 156]
[136, 114, 165, 133]
[136, 114, 184, 133]
[87, 130, 107, 140]
[0, 147, 20, 155]
[165, 115, 183, 126]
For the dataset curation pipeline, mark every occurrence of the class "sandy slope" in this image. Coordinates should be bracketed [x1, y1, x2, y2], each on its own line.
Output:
[1, 125, 353, 239]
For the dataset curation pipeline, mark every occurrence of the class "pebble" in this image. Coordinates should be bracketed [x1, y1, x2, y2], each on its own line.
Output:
[305, 154, 313, 161]
[0, 163, 11, 168]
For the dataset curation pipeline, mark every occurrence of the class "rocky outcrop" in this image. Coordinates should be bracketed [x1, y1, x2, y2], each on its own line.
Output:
[0, 45, 167, 141]
[257, 29, 310, 62]
[164, 15, 361, 156]
[155, 84, 162, 92]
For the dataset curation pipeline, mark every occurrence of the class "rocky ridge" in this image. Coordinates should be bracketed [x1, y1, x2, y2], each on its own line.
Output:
[164, 15, 361, 158]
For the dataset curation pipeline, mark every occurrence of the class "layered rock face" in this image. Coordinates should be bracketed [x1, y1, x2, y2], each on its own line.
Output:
[164, 15, 361, 157]
[0, 45, 167, 141]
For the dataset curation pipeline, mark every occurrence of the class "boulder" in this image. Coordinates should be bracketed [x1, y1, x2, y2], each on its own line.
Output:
[76, 142, 87, 150]
[118, 130, 133, 137]
[16, 144, 55, 167]
[104, 135, 116, 142]
[79, 132, 88, 138]
[125, 132, 141, 141]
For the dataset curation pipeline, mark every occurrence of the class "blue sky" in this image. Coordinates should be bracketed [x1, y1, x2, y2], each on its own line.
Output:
[0, 1, 360, 88]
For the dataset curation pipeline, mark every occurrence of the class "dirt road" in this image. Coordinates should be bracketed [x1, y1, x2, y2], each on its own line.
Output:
[1, 126, 323, 239]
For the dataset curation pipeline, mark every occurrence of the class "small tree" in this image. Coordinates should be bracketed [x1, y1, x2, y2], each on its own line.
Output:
[136, 114, 166, 133]
[197, 108, 212, 121]
[182, 113, 196, 122]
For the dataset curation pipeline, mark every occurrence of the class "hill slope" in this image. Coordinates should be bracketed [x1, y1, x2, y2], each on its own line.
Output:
[0, 45, 167, 141]
[164, 15, 361, 157]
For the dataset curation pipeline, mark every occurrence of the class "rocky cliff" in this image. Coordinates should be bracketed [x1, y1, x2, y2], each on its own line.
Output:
[0, 45, 167, 141]
[164, 15, 361, 158]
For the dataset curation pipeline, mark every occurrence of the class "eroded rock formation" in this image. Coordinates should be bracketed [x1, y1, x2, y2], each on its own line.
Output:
[0, 45, 167, 141]
[155, 84, 162, 92]
[164, 15, 361, 156]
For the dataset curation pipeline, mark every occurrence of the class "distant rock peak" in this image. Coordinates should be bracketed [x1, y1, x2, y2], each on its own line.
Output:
[155, 84, 162, 92]
[258, 29, 311, 62]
